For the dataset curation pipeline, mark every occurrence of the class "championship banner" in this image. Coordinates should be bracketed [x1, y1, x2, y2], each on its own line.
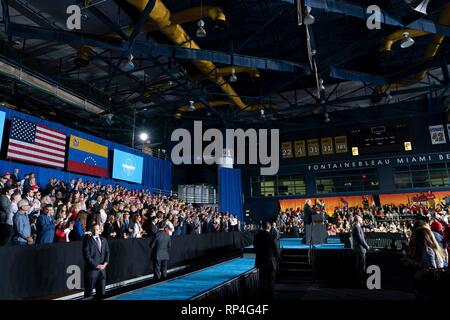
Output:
[281, 141, 293, 158]
[447, 124, 450, 141]
[321, 137, 334, 155]
[294, 140, 306, 158]
[307, 139, 320, 156]
[67, 135, 109, 177]
[429, 125, 446, 144]
[335, 136, 348, 153]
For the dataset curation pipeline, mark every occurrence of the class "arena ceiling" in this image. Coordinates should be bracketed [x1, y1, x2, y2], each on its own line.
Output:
[0, 0, 449, 146]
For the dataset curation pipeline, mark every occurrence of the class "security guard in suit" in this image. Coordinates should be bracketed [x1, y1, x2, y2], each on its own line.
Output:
[82, 223, 110, 299]
[150, 221, 171, 280]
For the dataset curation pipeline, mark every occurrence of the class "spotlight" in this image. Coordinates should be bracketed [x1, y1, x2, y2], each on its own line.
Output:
[311, 49, 317, 56]
[304, 6, 315, 25]
[229, 67, 238, 83]
[319, 79, 326, 91]
[324, 112, 331, 123]
[139, 132, 149, 142]
[196, 19, 207, 38]
[400, 32, 415, 49]
[188, 100, 196, 111]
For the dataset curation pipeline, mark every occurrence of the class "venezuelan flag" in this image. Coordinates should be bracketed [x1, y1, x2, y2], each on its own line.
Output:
[67, 135, 109, 177]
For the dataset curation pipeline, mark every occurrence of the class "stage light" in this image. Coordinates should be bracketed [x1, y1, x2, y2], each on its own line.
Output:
[324, 112, 330, 123]
[139, 132, 149, 142]
[352, 147, 359, 156]
[260, 109, 265, 119]
[304, 6, 315, 25]
[404, 141, 412, 151]
[196, 19, 207, 38]
[400, 32, 415, 49]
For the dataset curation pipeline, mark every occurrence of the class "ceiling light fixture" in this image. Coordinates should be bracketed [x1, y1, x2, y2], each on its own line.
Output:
[260, 109, 265, 119]
[386, 89, 393, 101]
[188, 100, 196, 111]
[122, 53, 135, 71]
[304, 6, 315, 25]
[319, 79, 326, 91]
[324, 112, 331, 123]
[229, 67, 238, 82]
[196, 19, 207, 38]
[400, 32, 415, 49]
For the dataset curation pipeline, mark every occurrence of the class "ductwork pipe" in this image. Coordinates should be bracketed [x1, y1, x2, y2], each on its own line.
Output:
[125, 0, 263, 112]
[377, 3, 450, 92]
[191, 66, 260, 81]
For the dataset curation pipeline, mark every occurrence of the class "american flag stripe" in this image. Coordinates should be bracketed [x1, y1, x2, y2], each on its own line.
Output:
[7, 153, 64, 168]
[35, 132, 66, 146]
[37, 126, 66, 139]
[9, 139, 66, 156]
[34, 134, 66, 149]
[7, 118, 67, 168]
[8, 144, 65, 161]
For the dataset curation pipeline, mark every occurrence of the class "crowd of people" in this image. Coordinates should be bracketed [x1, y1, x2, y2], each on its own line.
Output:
[0, 169, 241, 246]
[277, 201, 450, 241]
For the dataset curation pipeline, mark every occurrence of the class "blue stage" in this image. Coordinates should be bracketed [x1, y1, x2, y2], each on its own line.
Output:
[111, 257, 255, 300]
[245, 237, 346, 250]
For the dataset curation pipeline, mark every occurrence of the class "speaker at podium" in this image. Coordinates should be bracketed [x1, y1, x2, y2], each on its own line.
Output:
[304, 213, 327, 245]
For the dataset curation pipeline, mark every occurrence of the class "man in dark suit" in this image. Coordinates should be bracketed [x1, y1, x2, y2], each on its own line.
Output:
[351, 215, 370, 285]
[150, 221, 171, 281]
[254, 222, 279, 299]
[82, 223, 110, 299]
[303, 199, 315, 225]
[147, 215, 159, 238]
[0, 187, 13, 246]
[302, 199, 316, 244]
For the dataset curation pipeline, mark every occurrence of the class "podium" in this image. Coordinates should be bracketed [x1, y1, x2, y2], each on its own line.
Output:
[304, 214, 327, 245]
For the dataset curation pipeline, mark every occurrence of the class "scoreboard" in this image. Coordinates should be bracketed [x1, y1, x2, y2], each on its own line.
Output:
[349, 124, 410, 155]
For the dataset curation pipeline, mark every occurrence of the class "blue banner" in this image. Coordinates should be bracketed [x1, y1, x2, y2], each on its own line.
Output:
[0, 111, 5, 151]
[112, 149, 143, 184]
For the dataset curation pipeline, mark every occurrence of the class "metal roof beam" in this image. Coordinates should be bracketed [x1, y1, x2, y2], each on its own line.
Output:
[6, 22, 127, 50]
[301, 0, 450, 36]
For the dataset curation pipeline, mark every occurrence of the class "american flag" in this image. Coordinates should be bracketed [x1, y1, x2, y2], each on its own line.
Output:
[7, 117, 67, 168]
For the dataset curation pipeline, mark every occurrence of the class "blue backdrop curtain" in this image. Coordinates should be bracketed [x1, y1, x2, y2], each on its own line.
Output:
[218, 167, 244, 221]
[0, 105, 172, 192]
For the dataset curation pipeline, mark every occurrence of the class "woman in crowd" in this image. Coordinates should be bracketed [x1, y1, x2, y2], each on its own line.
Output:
[71, 211, 88, 241]
[54, 208, 72, 243]
[131, 214, 143, 238]
[99, 200, 109, 225]
[413, 226, 448, 269]
[102, 214, 115, 239]
[113, 214, 125, 239]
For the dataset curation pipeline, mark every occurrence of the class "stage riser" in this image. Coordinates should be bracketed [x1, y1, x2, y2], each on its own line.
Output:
[195, 270, 260, 301]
